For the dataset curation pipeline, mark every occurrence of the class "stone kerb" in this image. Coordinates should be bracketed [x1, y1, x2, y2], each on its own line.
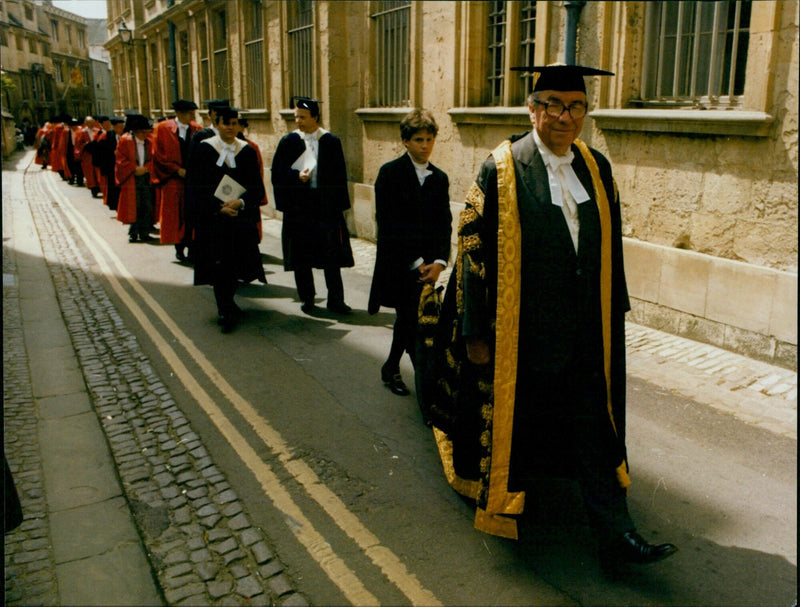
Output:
[624, 238, 797, 368]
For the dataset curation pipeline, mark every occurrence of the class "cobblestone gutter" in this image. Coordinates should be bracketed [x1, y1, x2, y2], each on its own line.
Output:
[5, 164, 308, 605]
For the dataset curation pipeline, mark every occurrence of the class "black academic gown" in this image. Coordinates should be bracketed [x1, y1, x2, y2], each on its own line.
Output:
[190, 136, 266, 287]
[270, 131, 354, 271]
[368, 153, 452, 314]
[428, 132, 631, 539]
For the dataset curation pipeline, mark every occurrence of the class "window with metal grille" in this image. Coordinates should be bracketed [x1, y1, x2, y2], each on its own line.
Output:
[212, 10, 230, 98]
[642, 1, 751, 107]
[371, 0, 411, 107]
[518, 1, 537, 94]
[197, 20, 210, 102]
[244, 0, 265, 108]
[483, 1, 537, 106]
[179, 30, 192, 100]
[54, 59, 63, 84]
[487, 1, 506, 105]
[287, 0, 314, 101]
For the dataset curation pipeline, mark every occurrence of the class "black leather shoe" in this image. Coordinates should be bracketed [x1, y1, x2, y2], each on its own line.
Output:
[175, 245, 186, 261]
[128, 234, 138, 243]
[381, 364, 409, 396]
[601, 531, 677, 569]
[327, 301, 352, 315]
[301, 300, 316, 314]
[217, 315, 237, 333]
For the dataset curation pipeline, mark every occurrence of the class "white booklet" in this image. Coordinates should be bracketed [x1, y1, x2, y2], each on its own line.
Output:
[214, 174, 246, 202]
[291, 149, 317, 173]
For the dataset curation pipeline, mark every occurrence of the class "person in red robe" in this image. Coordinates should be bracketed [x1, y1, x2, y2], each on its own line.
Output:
[91, 117, 111, 202]
[80, 116, 102, 197]
[70, 119, 89, 187]
[49, 115, 70, 180]
[34, 120, 53, 169]
[152, 100, 202, 260]
[115, 114, 156, 243]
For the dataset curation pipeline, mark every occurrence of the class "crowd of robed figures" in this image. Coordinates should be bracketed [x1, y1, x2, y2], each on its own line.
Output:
[30, 64, 680, 577]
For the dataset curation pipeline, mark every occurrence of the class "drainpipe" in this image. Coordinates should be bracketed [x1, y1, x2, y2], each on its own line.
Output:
[563, 1, 586, 65]
[167, 0, 179, 103]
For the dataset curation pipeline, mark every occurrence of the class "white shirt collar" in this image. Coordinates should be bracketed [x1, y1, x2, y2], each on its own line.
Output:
[407, 152, 433, 185]
[531, 129, 590, 207]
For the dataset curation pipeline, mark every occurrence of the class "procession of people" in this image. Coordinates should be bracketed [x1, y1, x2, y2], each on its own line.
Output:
[30, 63, 677, 575]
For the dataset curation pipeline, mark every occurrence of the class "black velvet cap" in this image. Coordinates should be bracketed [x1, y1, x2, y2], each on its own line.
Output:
[109, 117, 125, 125]
[124, 113, 153, 132]
[172, 99, 198, 112]
[511, 63, 614, 93]
[215, 106, 239, 121]
[290, 96, 321, 116]
[202, 99, 230, 112]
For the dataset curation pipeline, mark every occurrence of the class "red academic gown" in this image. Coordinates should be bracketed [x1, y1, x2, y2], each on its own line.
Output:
[93, 129, 109, 203]
[115, 132, 155, 225]
[152, 118, 201, 244]
[34, 124, 53, 166]
[74, 127, 94, 186]
[245, 137, 269, 242]
[80, 126, 101, 188]
[50, 123, 69, 176]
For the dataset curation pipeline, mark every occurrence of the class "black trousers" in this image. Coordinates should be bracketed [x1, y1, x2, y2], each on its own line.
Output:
[510, 364, 634, 537]
[213, 272, 238, 317]
[129, 174, 154, 237]
[294, 265, 345, 306]
[387, 272, 424, 368]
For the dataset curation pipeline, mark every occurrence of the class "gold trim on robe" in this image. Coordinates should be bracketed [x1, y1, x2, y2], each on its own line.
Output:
[434, 136, 629, 540]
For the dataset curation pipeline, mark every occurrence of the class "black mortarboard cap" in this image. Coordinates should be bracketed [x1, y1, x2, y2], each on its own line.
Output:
[95, 115, 109, 123]
[203, 99, 230, 112]
[290, 96, 321, 116]
[172, 99, 198, 112]
[511, 63, 614, 93]
[215, 106, 239, 121]
[124, 113, 153, 132]
[109, 117, 125, 125]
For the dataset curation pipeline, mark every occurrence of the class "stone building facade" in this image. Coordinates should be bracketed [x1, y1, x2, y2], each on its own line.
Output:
[0, 0, 94, 124]
[105, 0, 797, 368]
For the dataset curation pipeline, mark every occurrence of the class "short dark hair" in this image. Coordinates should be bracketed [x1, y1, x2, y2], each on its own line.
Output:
[400, 108, 438, 141]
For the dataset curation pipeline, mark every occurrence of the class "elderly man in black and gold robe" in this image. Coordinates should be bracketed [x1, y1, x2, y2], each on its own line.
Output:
[428, 64, 677, 573]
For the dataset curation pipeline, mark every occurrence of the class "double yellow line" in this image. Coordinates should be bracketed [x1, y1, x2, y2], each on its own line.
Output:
[35, 167, 441, 606]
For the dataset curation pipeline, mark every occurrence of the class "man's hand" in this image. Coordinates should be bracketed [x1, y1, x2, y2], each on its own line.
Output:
[418, 262, 444, 284]
[134, 166, 149, 176]
[298, 167, 311, 183]
[220, 199, 242, 217]
[177, 168, 187, 178]
[465, 336, 491, 365]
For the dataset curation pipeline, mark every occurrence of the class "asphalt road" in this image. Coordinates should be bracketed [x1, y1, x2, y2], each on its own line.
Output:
[18, 158, 797, 606]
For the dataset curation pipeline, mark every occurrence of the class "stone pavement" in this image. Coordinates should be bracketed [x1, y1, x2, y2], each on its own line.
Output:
[4, 150, 797, 606]
[4, 153, 308, 606]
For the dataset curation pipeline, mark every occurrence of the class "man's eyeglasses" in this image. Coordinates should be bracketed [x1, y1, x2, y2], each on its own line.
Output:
[532, 98, 588, 119]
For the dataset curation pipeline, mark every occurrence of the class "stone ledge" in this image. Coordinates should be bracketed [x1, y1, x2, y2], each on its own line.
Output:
[591, 108, 774, 137]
